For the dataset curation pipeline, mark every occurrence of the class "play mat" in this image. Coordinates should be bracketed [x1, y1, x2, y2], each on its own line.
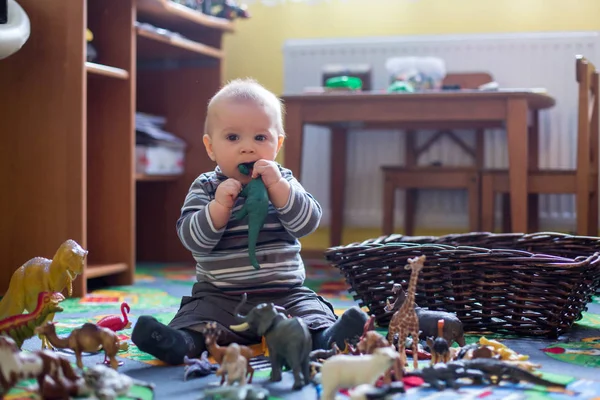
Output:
[5, 261, 600, 399]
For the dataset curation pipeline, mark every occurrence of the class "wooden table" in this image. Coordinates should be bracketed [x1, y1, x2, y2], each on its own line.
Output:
[281, 90, 556, 247]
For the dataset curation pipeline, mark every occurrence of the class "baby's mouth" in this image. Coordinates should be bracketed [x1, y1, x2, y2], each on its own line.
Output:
[238, 161, 256, 176]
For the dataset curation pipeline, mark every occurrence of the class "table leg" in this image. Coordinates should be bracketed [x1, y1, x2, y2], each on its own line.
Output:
[528, 110, 540, 232]
[330, 126, 347, 247]
[283, 103, 304, 180]
[506, 99, 529, 233]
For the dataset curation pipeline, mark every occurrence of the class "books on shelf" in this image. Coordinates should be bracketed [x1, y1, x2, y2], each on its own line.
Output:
[135, 112, 186, 176]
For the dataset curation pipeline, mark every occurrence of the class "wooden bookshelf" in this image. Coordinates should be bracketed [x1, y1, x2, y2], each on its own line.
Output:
[0, 0, 235, 296]
[86, 62, 129, 79]
[135, 173, 181, 182]
[0, 0, 136, 297]
[136, 27, 224, 60]
[86, 263, 130, 279]
[136, 0, 234, 33]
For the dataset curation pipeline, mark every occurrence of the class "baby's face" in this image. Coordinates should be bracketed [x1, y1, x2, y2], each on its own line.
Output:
[204, 99, 283, 183]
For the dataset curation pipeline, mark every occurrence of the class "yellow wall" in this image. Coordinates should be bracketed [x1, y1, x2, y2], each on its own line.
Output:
[223, 0, 600, 95]
[222, 0, 600, 247]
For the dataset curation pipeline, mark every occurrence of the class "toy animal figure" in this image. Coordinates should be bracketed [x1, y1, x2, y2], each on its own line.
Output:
[183, 352, 219, 381]
[0, 239, 87, 349]
[198, 385, 270, 400]
[234, 162, 269, 270]
[385, 282, 466, 347]
[386, 255, 425, 370]
[0, 335, 84, 399]
[97, 302, 131, 332]
[357, 315, 389, 355]
[200, 322, 255, 383]
[348, 382, 406, 400]
[320, 347, 400, 400]
[215, 343, 248, 386]
[405, 358, 567, 391]
[353, 317, 403, 383]
[340, 338, 360, 355]
[201, 0, 250, 20]
[35, 321, 121, 370]
[309, 342, 342, 363]
[97, 302, 131, 352]
[80, 364, 154, 400]
[426, 319, 450, 365]
[230, 293, 312, 390]
[0, 291, 64, 348]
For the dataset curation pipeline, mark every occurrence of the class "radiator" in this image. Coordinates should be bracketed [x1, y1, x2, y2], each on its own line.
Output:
[282, 32, 600, 231]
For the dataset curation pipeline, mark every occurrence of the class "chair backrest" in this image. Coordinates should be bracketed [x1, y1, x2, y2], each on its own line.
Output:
[409, 72, 494, 167]
[442, 72, 493, 89]
[575, 55, 599, 184]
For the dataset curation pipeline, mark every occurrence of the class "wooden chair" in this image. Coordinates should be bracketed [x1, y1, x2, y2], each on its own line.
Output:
[381, 72, 493, 236]
[480, 55, 599, 235]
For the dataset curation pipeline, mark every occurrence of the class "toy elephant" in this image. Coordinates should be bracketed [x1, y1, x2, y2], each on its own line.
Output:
[229, 293, 312, 390]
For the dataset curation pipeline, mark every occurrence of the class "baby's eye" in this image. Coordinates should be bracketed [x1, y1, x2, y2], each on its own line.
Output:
[255, 135, 267, 142]
[226, 134, 239, 141]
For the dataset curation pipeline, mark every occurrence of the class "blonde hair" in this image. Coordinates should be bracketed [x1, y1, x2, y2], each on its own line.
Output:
[204, 78, 285, 136]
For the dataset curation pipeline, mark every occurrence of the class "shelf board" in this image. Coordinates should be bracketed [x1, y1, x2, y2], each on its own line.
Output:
[136, 0, 234, 33]
[86, 62, 129, 79]
[136, 173, 181, 181]
[86, 263, 129, 279]
[136, 27, 224, 60]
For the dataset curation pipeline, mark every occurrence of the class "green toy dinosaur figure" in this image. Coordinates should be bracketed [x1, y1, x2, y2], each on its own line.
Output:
[234, 162, 269, 270]
[0, 291, 65, 348]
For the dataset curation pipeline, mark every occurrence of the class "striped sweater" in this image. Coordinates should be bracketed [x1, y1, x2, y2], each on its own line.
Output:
[176, 164, 322, 293]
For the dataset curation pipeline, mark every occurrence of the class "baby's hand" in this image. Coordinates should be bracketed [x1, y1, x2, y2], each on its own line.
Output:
[215, 178, 242, 209]
[252, 159, 283, 189]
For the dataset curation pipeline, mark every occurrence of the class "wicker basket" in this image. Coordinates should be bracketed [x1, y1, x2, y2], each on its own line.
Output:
[324, 232, 600, 338]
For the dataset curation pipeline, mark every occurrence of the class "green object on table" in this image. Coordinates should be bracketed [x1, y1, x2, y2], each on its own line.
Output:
[234, 163, 269, 270]
[325, 76, 362, 90]
[387, 80, 415, 93]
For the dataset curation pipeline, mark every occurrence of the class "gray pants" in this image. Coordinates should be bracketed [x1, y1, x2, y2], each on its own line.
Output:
[168, 282, 338, 345]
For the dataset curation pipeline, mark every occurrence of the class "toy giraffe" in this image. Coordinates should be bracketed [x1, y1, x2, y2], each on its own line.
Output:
[386, 255, 425, 370]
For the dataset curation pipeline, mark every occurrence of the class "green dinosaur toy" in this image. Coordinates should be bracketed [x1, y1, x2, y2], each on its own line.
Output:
[0, 291, 65, 348]
[234, 162, 269, 270]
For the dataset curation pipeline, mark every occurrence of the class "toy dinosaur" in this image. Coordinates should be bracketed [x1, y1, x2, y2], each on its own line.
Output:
[234, 162, 269, 270]
[0, 291, 65, 348]
[0, 239, 87, 349]
[35, 321, 121, 370]
[404, 361, 486, 391]
[405, 358, 567, 391]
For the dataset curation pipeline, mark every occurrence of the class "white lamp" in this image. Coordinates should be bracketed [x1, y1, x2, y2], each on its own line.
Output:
[0, 0, 30, 60]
